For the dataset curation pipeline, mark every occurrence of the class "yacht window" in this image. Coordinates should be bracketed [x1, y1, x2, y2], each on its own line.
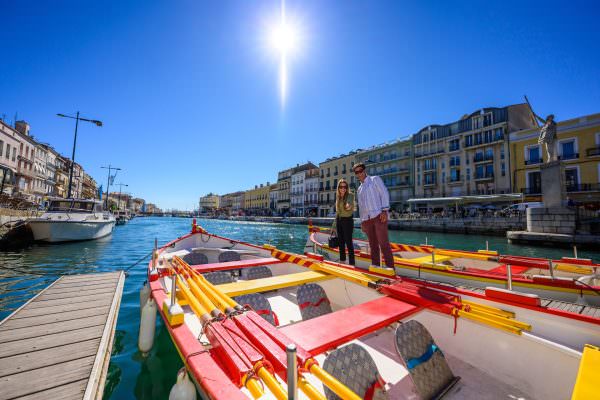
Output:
[71, 202, 95, 212]
[48, 201, 73, 211]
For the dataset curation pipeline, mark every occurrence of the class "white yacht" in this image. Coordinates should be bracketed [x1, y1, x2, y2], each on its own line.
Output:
[29, 198, 116, 242]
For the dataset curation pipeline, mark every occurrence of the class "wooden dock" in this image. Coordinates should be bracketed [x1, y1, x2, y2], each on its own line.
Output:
[0, 271, 125, 400]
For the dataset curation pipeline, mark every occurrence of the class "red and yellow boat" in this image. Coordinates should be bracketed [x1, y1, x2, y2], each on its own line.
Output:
[141, 220, 600, 399]
[307, 225, 600, 307]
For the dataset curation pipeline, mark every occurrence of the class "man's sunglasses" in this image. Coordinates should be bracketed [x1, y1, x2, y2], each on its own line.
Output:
[353, 169, 365, 175]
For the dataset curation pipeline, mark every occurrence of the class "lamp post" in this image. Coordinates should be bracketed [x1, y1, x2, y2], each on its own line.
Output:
[57, 112, 102, 199]
[101, 165, 121, 210]
[115, 183, 128, 211]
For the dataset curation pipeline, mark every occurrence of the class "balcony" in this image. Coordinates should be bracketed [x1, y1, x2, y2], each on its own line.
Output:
[525, 158, 543, 165]
[304, 200, 319, 206]
[318, 200, 334, 205]
[559, 153, 579, 161]
[586, 146, 600, 157]
[521, 187, 541, 195]
[474, 173, 494, 181]
[448, 176, 462, 184]
[415, 149, 444, 158]
[423, 181, 436, 187]
[566, 183, 600, 192]
[423, 166, 436, 172]
[474, 154, 493, 163]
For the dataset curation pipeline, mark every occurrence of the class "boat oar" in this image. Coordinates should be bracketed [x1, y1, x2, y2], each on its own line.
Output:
[173, 258, 289, 400]
[175, 256, 360, 400]
[170, 264, 266, 398]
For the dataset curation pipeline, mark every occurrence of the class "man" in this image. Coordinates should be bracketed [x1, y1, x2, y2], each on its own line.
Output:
[353, 162, 394, 272]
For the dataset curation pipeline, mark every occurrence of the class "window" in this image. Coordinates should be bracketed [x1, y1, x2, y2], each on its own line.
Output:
[485, 164, 494, 177]
[449, 139, 460, 151]
[0, 141, 3, 156]
[5, 144, 9, 158]
[560, 139, 577, 160]
[501, 147, 505, 160]
[526, 146, 541, 164]
[465, 135, 473, 147]
[484, 130, 493, 143]
[450, 169, 460, 182]
[565, 168, 579, 190]
[485, 148, 493, 160]
[475, 133, 483, 145]
[483, 113, 492, 127]
[501, 162, 506, 177]
[13, 147, 17, 162]
[475, 151, 484, 162]
[466, 168, 471, 180]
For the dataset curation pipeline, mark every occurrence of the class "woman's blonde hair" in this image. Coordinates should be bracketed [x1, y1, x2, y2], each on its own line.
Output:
[336, 179, 350, 209]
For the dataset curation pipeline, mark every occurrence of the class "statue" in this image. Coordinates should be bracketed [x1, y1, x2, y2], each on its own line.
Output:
[533, 113, 557, 163]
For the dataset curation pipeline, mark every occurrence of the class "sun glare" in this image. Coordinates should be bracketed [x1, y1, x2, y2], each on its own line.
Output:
[265, 0, 304, 109]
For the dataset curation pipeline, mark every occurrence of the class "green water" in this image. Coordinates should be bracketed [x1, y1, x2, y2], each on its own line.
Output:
[0, 217, 598, 399]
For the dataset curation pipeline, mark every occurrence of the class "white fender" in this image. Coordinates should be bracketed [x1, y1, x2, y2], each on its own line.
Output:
[140, 281, 150, 311]
[138, 297, 157, 355]
[169, 368, 197, 400]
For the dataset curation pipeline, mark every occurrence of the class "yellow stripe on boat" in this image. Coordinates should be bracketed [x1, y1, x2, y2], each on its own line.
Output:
[571, 344, 600, 400]
[216, 271, 333, 296]
[554, 263, 594, 275]
[477, 250, 499, 256]
[394, 254, 452, 267]
[462, 300, 515, 319]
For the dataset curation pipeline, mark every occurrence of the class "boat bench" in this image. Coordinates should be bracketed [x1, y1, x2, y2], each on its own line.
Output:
[280, 296, 421, 355]
[215, 271, 334, 297]
[190, 257, 283, 273]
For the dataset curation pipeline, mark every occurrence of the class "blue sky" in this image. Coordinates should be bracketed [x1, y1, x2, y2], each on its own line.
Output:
[1, 1, 599, 210]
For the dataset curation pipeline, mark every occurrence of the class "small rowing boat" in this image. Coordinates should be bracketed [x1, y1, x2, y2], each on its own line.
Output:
[140, 220, 599, 399]
[307, 225, 600, 306]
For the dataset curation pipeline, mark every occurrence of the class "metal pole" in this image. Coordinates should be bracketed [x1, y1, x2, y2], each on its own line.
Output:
[573, 245, 578, 259]
[286, 344, 297, 400]
[152, 238, 158, 271]
[431, 249, 435, 266]
[549, 259, 555, 280]
[425, 236, 428, 246]
[67, 111, 79, 199]
[170, 272, 177, 307]
[486, 241, 489, 251]
[105, 165, 111, 210]
[506, 264, 513, 290]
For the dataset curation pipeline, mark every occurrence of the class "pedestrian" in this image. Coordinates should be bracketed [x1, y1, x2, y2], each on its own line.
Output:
[353, 163, 394, 272]
[335, 179, 355, 265]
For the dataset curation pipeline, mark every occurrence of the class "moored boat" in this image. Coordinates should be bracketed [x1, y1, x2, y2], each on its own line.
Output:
[142, 220, 600, 399]
[28, 198, 115, 242]
[307, 225, 600, 306]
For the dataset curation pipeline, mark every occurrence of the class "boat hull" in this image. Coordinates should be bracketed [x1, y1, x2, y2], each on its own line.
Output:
[29, 220, 116, 242]
[310, 235, 600, 306]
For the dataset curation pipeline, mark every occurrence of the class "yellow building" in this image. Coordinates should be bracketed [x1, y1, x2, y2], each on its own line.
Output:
[199, 193, 220, 213]
[318, 151, 361, 217]
[510, 112, 600, 204]
[244, 183, 271, 214]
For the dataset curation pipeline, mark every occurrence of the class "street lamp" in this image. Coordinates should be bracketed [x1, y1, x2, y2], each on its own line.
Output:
[115, 183, 128, 210]
[57, 112, 103, 199]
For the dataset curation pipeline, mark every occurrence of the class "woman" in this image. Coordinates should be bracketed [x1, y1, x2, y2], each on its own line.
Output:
[335, 179, 355, 265]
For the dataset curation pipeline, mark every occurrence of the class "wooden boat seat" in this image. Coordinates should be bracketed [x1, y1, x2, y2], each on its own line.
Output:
[395, 320, 460, 400]
[216, 271, 334, 297]
[191, 257, 282, 273]
[280, 296, 420, 355]
[394, 254, 452, 267]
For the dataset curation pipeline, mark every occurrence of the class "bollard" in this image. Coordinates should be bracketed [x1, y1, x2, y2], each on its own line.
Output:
[287, 344, 298, 400]
[506, 264, 513, 291]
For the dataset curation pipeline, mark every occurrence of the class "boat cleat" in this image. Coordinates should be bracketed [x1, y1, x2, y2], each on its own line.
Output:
[369, 265, 395, 276]
[163, 298, 185, 327]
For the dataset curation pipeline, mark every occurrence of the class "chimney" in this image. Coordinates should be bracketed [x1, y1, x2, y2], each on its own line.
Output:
[15, 120, 30, 136]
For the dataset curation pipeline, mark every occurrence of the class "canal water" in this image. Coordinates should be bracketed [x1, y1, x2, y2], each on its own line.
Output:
[1, 217, 599, 399]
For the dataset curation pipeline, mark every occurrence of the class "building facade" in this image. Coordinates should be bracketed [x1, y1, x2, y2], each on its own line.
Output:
[0, 120, 23, 195]
[199, 193, 220, 213]
[244, 183, 271, 215]
[318, 151, 360, 217]
[412, 104, 535, 205]
[14, 121, 36, 201]
[82, 172, 97, 199]
[304, 168, 319, 216]
[510, 112, 600, 205]
[356, 138, 413, 211]
[290, 163, 318, 217]
[276, 167, 293, 215]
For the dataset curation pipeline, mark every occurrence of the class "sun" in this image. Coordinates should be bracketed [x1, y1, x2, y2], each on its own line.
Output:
[265, 0, 304, 109]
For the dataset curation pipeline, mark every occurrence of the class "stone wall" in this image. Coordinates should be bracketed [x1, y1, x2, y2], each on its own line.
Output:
[388, 216, 525, 236]
[526, 207, 576, 235]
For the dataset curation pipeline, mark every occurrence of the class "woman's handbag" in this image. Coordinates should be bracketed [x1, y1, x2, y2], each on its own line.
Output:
[328, 221, 339, 248]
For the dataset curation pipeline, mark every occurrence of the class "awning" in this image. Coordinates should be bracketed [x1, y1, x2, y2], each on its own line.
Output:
[407, 193, 523, 204]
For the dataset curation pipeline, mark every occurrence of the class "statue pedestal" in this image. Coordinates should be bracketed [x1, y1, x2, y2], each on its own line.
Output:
[540, 160, 565, 208]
